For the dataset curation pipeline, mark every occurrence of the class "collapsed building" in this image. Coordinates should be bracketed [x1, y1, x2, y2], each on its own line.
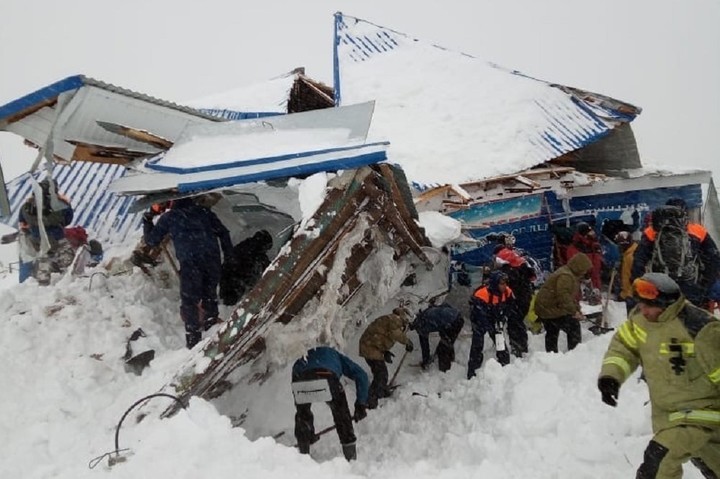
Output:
[1, 12, 718, 428]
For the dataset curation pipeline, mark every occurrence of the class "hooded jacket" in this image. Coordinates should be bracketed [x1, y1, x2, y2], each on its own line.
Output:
[359, 311, 412, 361]
[470, 271, 516, 331]
[600, 298, 720, 432]
[534, 253, 592, 319]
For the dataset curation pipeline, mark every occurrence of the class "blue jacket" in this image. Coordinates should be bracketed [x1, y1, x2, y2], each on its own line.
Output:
[144, 199, 232, 265]
[292, 347, 369, 405]
[410, 303, 463, 362]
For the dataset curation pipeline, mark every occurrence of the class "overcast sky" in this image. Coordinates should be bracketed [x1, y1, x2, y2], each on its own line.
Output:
[1, 0, 719, 182]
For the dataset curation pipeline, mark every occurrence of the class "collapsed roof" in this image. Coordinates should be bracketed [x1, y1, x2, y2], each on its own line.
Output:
[333, 12, 643, 187]
[156, 165, 448, 419]
[0, 70, 341, 242]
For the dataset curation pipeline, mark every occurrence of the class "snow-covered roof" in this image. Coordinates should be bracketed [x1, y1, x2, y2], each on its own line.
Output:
[185, 70, 297, 118]
[109, 101, 386, 195]
[333, 13, 641, 187]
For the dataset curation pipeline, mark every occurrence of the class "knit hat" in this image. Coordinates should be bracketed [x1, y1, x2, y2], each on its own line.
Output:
[632, 272, 681, 307]
[665, 198, 688, 213]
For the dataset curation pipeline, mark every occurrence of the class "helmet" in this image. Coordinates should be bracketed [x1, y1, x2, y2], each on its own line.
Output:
[575, 222, 591, 236]
[632, 273, 681, 307]
[614, 231, 632, 246]
[503, 234, 516, 247]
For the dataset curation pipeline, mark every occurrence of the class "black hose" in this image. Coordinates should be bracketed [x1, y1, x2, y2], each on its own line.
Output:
[114, 393, 186, 454]
[89, 393, 186, 469]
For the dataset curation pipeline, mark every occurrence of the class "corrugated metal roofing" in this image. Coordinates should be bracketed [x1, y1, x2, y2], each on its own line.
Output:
[3, 162, 141, 244]
[0, 74, 239, 247]
[332, 12, 643, 187]
[0, 75, 222, 126]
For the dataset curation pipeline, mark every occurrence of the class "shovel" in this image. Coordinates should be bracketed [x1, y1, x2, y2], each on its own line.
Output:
[589, 268, 616, 336]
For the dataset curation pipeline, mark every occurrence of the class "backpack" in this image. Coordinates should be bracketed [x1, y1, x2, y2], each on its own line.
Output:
[649, 206, 700, 281]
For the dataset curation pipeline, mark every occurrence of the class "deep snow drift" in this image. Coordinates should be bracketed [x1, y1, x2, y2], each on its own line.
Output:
[0, 258, 710, 478]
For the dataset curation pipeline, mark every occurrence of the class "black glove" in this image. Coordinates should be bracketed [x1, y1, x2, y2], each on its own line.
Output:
[384, 351, 394, 364]
[408, 321, 416, 331]
[353, 402, 367, 422]
[598, 376, 620, 407]
[405, 341, 414, 352]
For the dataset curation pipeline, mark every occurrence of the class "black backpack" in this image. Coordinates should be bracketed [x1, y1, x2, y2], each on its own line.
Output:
[650, 206, 700, 281]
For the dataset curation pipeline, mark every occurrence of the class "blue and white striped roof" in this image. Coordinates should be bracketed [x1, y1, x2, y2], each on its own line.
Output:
[3, 162, 141, 244]
[0, 74, 295, 245]
[333, 13, 642, 187]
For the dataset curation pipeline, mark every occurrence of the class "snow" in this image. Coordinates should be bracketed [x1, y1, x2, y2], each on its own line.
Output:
[158, 128, 357, 170]
[184, 71, 297, 113]
[0, 210, 709, 479]
[336, 17, 625, 187]
[1, 265, 708, 478]
[0, 14, 714, 479]
[418, 211, 461, 248]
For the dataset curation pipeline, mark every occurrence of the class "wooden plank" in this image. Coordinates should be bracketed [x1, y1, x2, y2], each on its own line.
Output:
[68, 140, 150, 165]
[96, 120, 174, 149]
[159, 166, 433, 418]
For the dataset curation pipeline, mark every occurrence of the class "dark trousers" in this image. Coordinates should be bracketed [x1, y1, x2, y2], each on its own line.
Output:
[467, 321, 510, 379]
[437, 319, 464, 372]
[179, 258, 221, 348]
[507, 314, 529, 356]
[292, 370, 356, 451]
[365, 358, 389, 409]
[541, 315, 581, 353]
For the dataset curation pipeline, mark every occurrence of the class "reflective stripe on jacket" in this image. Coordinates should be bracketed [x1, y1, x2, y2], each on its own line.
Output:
[600, 298, 720, 432]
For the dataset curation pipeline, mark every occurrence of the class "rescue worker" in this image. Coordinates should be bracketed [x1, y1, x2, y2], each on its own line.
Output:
[534, 253, 592, 353]
[598, 272, 720, 479]
[291, 346, 369, 461]
[219, 229, 273, 305]
[615, 231, 638, 313]
[631, 198, 720, 307]
[492, 236, 535, 356]
[566, 222, 603, 290]
[467, 270, 518, 378]
[359, 307, 414, 409]
[408, 300, 464, 372]
[143, 197, 233, 349]
[17, 177, 74, 285]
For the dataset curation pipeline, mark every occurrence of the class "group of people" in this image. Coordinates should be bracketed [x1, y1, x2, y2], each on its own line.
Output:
[22, 181, 720, 473]
[595, 199, 720, 478]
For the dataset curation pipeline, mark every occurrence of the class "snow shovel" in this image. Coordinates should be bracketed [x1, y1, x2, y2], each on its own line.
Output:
[589, 268, 616, 336]
[388, 349, 410, 388]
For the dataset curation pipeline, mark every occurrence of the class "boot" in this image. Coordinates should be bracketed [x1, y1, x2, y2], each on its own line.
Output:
[203, 317, 220, 331]
[298, 443, 310, 454]
[341, 443, 357, 461]
[185, 331, 202, 349]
